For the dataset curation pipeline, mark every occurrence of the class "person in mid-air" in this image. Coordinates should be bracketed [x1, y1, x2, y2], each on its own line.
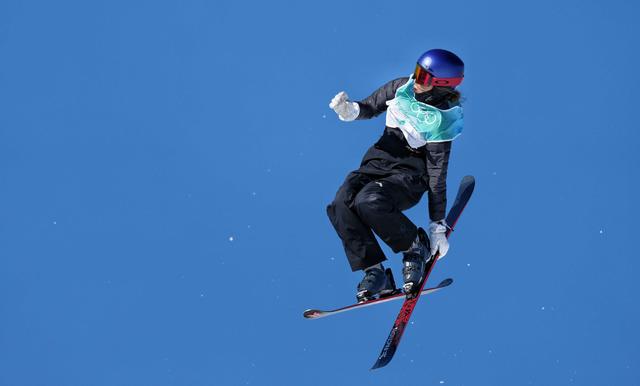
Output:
[327, 49, 465, 302]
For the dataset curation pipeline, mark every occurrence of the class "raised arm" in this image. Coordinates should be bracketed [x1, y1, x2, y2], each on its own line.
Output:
[329, 77, 409, 121]
[355, 77, 409, 119]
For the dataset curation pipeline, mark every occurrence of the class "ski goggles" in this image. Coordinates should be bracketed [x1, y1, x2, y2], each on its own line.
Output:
[413, 64, 463, 87]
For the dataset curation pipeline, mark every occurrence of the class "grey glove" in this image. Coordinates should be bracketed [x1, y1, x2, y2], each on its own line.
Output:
[329, 91, 360, 121]
[428, 220, 450, 259]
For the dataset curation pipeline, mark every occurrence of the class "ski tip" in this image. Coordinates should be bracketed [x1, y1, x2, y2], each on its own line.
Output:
[303, 309, 325, 319]
[371, 356, 392, 370]
[370, 362, 383, 370]
[438, 278, 454, 287]
[459, 175, 475, 194]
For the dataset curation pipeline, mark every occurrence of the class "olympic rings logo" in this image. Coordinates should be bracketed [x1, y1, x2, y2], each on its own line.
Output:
[409, 102, 439, 125]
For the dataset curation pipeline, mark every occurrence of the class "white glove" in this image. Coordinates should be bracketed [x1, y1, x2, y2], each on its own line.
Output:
[428, 220, 450, 259]
[329, 91, 360, 121]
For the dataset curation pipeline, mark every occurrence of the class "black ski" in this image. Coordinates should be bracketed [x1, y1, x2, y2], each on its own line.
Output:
[303, 278, 453, 320]
[371, 175, 475, 370]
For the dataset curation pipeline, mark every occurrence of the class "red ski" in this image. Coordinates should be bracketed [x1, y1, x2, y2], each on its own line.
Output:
[371, 175, 475, 369]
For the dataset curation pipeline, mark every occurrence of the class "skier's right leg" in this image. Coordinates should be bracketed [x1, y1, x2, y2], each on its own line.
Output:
[326, 172, 388, 272]
[355, 264, 396, 302]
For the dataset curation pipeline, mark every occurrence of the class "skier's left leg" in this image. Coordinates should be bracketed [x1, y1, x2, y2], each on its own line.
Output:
[353, 174, 433, 293]
[352, 173, 426, 254]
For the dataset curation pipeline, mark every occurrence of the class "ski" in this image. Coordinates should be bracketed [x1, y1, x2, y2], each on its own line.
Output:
[371, 175, 475, 370]
[303, 278, 453, 320]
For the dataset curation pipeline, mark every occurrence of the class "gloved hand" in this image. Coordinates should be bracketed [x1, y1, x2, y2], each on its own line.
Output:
[329, 91, 360, 121]
[428, 220, 450, 259]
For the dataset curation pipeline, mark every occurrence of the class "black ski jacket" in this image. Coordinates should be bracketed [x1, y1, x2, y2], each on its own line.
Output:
[354, 77, 458, 221]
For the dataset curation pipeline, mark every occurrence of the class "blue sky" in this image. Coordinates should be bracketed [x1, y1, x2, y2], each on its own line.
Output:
[1, 0, 639, 385]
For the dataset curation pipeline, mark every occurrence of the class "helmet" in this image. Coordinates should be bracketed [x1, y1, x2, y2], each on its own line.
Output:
[414, 49, 464, 87]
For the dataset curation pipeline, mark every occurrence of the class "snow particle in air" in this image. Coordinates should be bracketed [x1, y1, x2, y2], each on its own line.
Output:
[599, 229, 604, 234]
[229, 236, 234, 242]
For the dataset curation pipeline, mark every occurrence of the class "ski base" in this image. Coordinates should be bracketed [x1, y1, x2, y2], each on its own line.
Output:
[303, 278, 453, 320]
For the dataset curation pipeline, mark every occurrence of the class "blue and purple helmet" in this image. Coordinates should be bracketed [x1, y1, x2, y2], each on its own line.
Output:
[414, 49, 464, 87]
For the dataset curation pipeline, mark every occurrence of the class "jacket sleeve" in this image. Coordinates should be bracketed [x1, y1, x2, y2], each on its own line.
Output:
[355, 77, 409, 120]
[425, 141, 452, 221]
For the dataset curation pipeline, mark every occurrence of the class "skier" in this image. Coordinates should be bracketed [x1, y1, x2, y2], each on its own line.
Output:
[327, 49, 465, 302]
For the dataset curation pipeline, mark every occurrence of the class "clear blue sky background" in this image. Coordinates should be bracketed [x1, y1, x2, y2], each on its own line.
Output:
[1, 0, 639, 385]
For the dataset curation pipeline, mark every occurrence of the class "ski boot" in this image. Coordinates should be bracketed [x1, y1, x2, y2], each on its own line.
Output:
[402, 227, 432, 296]
[356, 266, 397, 303]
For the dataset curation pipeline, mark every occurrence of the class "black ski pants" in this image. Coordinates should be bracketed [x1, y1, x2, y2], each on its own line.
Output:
[327, 168, 427, 272]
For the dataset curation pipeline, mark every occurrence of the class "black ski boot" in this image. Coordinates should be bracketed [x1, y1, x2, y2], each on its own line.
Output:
[402, 227, 432, 295]
[356, 266, 396, 303]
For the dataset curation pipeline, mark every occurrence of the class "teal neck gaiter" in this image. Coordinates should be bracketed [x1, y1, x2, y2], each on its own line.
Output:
[389, 77, 464, 143]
